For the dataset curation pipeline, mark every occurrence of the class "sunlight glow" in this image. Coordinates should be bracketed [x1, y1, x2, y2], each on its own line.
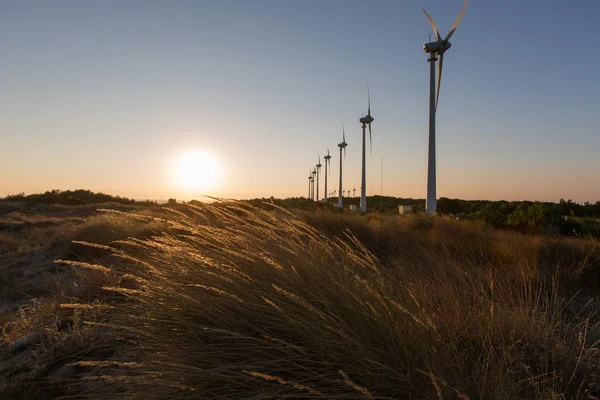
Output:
[173, 150, 221, 193]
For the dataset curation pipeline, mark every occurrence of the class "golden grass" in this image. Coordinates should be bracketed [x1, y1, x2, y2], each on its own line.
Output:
[2, 201, 600, 399]
[56, 201, 600, 399]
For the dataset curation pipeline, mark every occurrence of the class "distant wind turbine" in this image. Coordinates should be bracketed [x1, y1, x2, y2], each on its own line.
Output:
[422, 0, 469, 215]
[307, 169, 312, 199]
[323, 149, 331, 203]
[353, 185, 356, 198]
[337, 124, 348, 208]
[311, 168, 317, 201]
[359, 89, 374, 213]
[316, 154, 322, 202]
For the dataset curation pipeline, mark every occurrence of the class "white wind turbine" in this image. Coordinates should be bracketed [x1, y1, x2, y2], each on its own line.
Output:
[337, 125, 348, 208]
[359, 89, 374, 213]
[316, 154, 322, 202]
[311, 168, 317, 201]
[307, 169, 312, 199]
[323, 149, 331, 203]
[422, 0, 469, 215]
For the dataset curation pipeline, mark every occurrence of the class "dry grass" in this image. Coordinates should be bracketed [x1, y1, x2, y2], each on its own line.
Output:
[1, 202, 600, 398]
[0, 204, 172, 304]
[0, 297, 111, 399]
[38, 202, 599, 399]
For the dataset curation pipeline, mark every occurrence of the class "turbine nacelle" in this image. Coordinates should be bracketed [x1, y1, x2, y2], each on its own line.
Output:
[359, 115, 374, 125]
[423, 40, 451, 55]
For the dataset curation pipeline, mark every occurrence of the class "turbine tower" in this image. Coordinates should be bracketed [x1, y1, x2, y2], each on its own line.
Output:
[422, 0, 469, 216]
[323, 149, 331, 203]
[307, 170, 312, 199]
[311, 168, 317, 201]
[353, 185, 356, 198]
[316, 154, 322, 202]
[359, 90, 374, 213]
[337, 125, 348, 208]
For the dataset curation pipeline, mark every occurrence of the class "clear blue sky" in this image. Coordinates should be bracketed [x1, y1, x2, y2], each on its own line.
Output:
[1, 0, 599, 202]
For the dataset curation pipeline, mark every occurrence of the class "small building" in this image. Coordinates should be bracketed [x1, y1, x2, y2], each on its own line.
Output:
[349, 205, 358, 211]
[398, 205, 412, 215]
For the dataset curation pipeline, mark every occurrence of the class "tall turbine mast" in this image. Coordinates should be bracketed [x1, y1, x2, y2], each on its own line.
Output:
[308, 169, 312, 199]
[311, 168, 317, 201]
[359, 89, 374, 213]
[422, 0, 469, 216]
[337, 124, 347, 208]
[324, 149, 331, 203]
[310, 169, 315, 200]
[316, 154, 322, 202]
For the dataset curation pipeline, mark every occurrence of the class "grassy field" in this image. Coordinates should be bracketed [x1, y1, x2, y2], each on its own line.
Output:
[1, 200, 600, 399]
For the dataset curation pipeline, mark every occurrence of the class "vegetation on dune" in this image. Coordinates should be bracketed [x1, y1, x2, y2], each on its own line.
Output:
[0, 189, 158, 206]
[2, 201, 599, 399]
[3, 189, 600, 239]
[247, 196, 600, 239]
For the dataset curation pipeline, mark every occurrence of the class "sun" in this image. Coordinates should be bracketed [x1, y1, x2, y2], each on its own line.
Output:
[173, 150, 221, 192]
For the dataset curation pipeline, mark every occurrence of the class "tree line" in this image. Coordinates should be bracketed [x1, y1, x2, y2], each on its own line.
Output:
[3, 190, 599, 239]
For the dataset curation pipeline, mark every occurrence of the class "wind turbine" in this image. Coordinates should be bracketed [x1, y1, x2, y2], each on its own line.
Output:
[311, 168, 317, 201]
[359, 89, 374, 213]
[422, 0, 469, 215]
[307, 170, 312, 199]
[308, 168, 315, 200]
[337, 125, 348, 208]
[353, 185, 356, 198]
[323, 149, 331, 203]
[316, 154, 322, 202]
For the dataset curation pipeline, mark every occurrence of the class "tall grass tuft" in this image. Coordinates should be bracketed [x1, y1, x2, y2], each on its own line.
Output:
[71, 202, 600, 399]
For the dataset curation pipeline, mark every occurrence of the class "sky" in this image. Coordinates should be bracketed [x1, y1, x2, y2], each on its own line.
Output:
[1, 0, 599, 203]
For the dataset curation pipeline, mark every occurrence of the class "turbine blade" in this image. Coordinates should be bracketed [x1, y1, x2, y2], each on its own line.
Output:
[367, 86, 371, 116]
[342, 122, 346, 143]
[344, 147, 346, 161]
[422, 9, 440, 40]
[436, 53, 443, 110]
[445, 0, 469, 41]
[369, 123, 372, 157]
